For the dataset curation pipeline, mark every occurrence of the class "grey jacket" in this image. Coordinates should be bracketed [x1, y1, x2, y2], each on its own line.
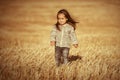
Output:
[50, 23, 78, 48]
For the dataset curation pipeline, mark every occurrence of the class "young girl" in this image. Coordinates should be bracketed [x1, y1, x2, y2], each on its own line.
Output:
[50, 9, 78, 66]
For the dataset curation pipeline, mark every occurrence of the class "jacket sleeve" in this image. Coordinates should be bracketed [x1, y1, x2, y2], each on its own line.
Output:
[50, 26, 57, 41]
[70, 27, 78, 44]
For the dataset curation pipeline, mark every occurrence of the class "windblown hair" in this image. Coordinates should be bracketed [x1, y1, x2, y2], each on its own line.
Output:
[55, 9, 78, 31]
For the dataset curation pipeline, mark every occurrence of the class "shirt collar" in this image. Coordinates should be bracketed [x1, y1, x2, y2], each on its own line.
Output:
[60, 23, 68, 27]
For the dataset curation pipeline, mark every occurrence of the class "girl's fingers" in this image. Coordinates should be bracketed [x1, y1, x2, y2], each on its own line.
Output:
[73, 44, 78, 48]
[50, 41, 55, 46]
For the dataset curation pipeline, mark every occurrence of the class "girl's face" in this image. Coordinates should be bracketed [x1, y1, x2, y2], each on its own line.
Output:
[57, 13, 68, 25]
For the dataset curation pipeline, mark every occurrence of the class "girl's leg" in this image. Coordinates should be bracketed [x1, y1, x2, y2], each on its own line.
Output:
[55, 46, 62, 66]
[62, 47, 70, 64]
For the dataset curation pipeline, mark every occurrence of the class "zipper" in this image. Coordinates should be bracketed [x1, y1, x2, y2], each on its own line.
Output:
[60, 27, 64, 47]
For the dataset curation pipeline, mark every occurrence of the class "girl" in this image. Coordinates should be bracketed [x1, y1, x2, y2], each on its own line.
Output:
[50, 9, 78, 67]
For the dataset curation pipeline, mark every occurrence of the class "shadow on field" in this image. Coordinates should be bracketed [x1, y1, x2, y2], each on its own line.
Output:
[68, 55, 82, 62]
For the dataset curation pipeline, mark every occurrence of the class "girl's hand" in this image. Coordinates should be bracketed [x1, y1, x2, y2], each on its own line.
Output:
[73, 44, 78, 48]
[50, 41, 56, 46]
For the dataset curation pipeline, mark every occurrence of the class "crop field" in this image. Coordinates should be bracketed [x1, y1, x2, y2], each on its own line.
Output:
[0, 0, 120, 80]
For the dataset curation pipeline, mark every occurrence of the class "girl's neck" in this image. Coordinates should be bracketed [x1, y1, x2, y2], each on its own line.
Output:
[59, 23, 67, 26]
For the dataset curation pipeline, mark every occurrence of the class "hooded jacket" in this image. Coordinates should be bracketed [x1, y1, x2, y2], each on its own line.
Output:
[50, 23, 78, 48]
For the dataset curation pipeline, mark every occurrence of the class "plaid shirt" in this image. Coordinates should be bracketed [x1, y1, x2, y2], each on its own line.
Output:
[50, 23, 78, 48]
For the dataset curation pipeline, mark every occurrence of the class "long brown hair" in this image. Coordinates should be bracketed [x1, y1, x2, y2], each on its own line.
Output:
[55, 9, 78, 31]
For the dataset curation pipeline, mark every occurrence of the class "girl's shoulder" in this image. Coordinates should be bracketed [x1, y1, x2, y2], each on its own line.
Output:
[66, 23, 74, 30]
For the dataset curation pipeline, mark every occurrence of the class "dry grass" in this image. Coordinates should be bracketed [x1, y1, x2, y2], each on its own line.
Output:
[0, 0, 120, 80]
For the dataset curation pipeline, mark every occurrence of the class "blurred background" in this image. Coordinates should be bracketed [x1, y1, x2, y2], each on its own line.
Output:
[0, 0, 120, 47]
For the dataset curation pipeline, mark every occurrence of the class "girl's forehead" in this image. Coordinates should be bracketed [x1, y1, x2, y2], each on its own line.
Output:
[58, 13, 65, 17]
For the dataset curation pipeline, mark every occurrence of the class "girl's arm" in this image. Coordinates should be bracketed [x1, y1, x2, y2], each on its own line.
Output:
[50, 26, 56, 46]
[70, 27, 78, 48]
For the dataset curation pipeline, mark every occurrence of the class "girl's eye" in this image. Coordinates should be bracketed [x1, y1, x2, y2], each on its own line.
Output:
[58, 18, 65, 19]
[59, 18, 64, 20]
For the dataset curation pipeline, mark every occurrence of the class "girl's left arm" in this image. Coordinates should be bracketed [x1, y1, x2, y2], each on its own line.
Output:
[70, 27, 78, 48]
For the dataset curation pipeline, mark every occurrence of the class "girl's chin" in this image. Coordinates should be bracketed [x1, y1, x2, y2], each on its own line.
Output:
[59, 23, 66, 25]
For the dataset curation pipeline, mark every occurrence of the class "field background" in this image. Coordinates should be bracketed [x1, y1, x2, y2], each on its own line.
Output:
[0, 0, 120, 80]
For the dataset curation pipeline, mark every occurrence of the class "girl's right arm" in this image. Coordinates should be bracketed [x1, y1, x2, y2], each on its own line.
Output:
[50, 26, 56, 46]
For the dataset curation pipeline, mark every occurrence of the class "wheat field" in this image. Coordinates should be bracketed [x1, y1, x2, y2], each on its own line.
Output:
[0, 0, 120, 80]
